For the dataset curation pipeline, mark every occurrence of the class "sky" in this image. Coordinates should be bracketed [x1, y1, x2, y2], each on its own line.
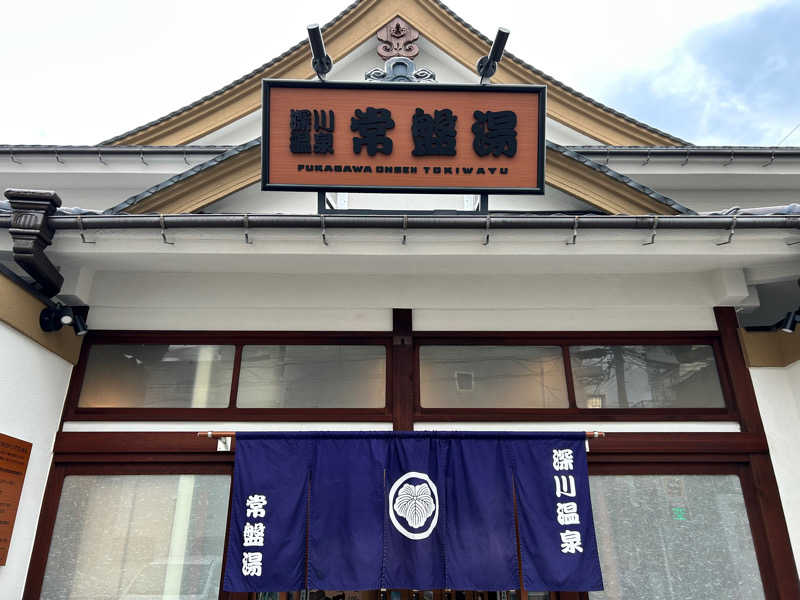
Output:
[1, 0, 798, 146]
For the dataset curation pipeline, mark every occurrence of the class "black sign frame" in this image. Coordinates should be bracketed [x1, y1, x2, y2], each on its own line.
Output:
[261, 79, 546, 197]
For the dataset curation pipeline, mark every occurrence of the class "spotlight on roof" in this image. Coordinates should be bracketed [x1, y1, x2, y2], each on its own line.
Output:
[307, 24, 332, 81]
[40, 295, 90, 337]
[477, 27, 510, 84]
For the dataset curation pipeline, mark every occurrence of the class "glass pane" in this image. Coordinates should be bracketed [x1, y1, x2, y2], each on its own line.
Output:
[589, 475, 764, 599]
[570, 345, 725, 409]
[78, 344, 235, 408]
[41, 474, 231, 600]
[420, 346, 568, 408]
[237, 345, 386, 408]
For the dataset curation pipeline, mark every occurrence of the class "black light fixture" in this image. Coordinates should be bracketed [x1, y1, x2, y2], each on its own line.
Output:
[477, 27, 510, 84]
[307, 24, 332, 81]
[780, 308, 799, 333]
[744, 279, 800, 333]
[40, 295, 89, 337]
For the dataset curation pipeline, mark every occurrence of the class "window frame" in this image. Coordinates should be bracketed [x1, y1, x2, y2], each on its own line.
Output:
[29, 309, 798, 598]
[63, 331, 394, 422]
[25, 436, 790, 600]
[64, 330, 739, 423]
[581, 462, 776, 600]
[23, 455, 241, 600]
[413, 331, 738, 422]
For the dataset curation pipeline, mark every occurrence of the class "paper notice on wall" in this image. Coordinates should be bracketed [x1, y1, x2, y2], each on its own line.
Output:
[0, 432, 32, 566]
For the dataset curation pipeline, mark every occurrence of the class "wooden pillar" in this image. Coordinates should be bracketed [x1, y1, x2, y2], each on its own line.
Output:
[714, 306, 765, 435]
[392, 308, 414, 431]
[715, 306, 800, 598]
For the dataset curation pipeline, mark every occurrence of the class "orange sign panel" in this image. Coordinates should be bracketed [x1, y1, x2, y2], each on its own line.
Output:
[0, 432, 31, 566]
[262, 80, 545, 194]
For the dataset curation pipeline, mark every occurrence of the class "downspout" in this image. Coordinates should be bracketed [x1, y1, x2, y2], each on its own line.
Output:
[4, 189, 63, 297]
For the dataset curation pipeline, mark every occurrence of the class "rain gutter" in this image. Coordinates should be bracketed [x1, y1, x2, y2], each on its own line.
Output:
[1, 213, 799, 231]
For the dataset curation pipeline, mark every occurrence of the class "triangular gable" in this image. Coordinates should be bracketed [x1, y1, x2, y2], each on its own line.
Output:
[106, 141, 693, 215]
[107, 140, 261, 214]
[101, 0, 687, 148]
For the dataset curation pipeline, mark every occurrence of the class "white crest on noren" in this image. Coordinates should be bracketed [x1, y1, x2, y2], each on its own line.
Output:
[389, 471, 439, 540]
[394, 482, 435, 528]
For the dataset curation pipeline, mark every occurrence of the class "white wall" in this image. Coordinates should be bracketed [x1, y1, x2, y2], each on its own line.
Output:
[750, 360, 800, 570]
[206, 183, 597, 214]
[0, 153, 223, 212]
[85, 270, 722, 331]
[0, 323, 72, 599]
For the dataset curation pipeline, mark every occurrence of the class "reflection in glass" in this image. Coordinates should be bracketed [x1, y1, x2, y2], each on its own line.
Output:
[78, 344, 235, 408]
[570, 345, 725, 409]
[41, 474, 231, 599]
[420, 346, 568, 408]
[237, 345, 386, 408]
[589, 475, 764, 599]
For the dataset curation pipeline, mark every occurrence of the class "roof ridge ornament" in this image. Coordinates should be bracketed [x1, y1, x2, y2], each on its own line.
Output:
[365, 56, 436, 82]
[377, 17, 419, 61]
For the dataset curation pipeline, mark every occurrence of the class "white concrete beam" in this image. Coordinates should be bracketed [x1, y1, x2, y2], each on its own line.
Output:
[710, 268, 749, 305]
[746, 261, 800, 285]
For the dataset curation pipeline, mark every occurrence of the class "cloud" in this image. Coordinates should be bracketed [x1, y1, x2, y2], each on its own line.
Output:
[602, 1, 800, 145]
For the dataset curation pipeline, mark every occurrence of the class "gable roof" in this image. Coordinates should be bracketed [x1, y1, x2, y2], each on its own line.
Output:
[105, 140, 693, 215]
[546, 142, 691, 214]
[100, 0, 688, 148]
[567, 145, 800, 158]
[106, 140, 260, 214]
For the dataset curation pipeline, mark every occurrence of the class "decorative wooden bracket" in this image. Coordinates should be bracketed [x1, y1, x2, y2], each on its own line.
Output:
[5, 188, 63, 298]
[377, 16, 420, 60]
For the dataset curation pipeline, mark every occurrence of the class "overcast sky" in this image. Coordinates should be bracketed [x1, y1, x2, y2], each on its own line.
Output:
[1, 0, 798, 146]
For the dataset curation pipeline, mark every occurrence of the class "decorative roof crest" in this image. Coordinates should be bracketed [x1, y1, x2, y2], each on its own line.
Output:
[365, 57, 435, 82]
[377, 16, 420, 60]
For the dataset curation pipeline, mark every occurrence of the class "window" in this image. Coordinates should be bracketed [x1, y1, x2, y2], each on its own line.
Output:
[69, 334, 731, 420]
[78, 344, 235, 408]
[419, 346, 567, 408]
[589, 474, 763, 599]
[570, 345, 725, 409]
[237, 345, 386, 408]
[71, 337, 390, 417]
[40, 473, 231, 599]
[417, 342, 728, 413]
[33, 312, 793, 598]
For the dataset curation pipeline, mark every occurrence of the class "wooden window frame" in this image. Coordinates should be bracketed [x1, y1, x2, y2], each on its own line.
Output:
[413, 331, 737, 422]
[23, 453, 246, 600]
[24, 434, 798, 599]
[579, 461, 780, 600]
[64, 327, 739, 425]
[25, 308, 798, 598]
[63, 330, 395, 423]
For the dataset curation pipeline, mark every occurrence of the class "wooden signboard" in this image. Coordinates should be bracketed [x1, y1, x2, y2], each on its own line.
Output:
[262, 80, 545, 195]
[0, 433, 32, 566]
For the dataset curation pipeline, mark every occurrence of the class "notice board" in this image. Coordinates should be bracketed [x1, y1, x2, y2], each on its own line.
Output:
[0, 433, 32, 566]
